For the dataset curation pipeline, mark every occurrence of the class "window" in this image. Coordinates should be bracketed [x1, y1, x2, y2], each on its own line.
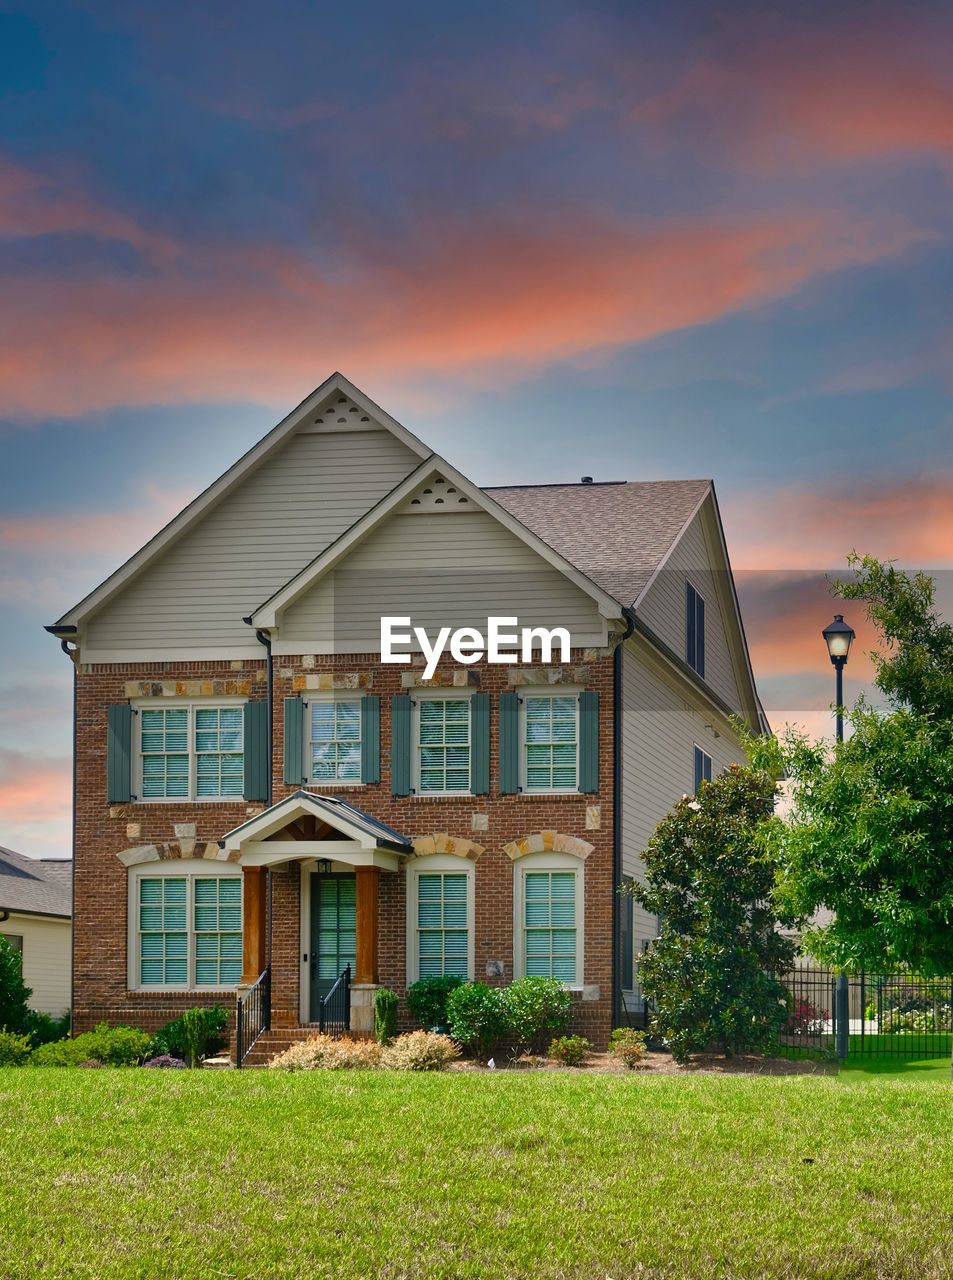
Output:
[694, 745, 712, 793]
[1, 934, 22, 957]
[523, 693, 579, 792]
[686, 582, 706, 678]
[308, 698, 361, 783]
[406, 856, 474, 983]
[514, 854, 585, 986]
[131, 865, 242, 990]
[416, 696, 470, 794]
[138, 701, 243, 801]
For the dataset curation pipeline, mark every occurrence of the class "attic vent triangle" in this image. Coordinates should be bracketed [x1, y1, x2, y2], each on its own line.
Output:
[397, 475, 471, 513]
[305, 395, 376, 432]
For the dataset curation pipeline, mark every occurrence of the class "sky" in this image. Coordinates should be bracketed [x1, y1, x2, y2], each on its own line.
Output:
[3, 0, 953, 857]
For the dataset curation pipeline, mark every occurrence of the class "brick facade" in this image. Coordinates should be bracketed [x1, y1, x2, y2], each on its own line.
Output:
[71, 647, 619, 1046]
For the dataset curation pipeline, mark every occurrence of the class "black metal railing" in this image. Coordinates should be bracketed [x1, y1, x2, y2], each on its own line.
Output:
[235, 966, 271, 1068]
[318, 965, 351, 1036]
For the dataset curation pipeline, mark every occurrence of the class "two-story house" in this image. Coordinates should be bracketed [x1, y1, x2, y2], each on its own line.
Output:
[47, 372, 766, 1059]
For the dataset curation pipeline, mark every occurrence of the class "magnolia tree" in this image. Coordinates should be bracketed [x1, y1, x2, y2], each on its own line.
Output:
[753, 555, 953, 979]
[628, 763, 799, 1062]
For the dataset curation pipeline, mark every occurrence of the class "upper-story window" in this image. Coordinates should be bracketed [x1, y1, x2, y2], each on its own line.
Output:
[308, 697, 361, 783]
[694, 744, 712, 794]
[136, 701, 243, 801]
[523, 693, 579, 793]
[686, 582, 706, 678]
[416, 694, 471, 795]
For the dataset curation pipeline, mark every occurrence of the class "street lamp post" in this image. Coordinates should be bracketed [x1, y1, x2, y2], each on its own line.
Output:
[822, 613, 856, 1061]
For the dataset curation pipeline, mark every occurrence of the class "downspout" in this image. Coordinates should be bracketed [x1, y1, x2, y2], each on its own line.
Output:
[612, 607, 636, 1032]
[244, 620, 274, 967]
[57, 637, 78, 1032]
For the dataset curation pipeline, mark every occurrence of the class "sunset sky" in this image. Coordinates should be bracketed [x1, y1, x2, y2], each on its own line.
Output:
[4, 0, 953, 857]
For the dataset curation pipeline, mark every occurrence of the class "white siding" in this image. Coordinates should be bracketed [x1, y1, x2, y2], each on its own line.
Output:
[86, 429, 421, 653]
[279, 509, 607, 651]
[636, 507, 743, 714]
[5, 913, 71, 1015]
[620, 642, 747, 943]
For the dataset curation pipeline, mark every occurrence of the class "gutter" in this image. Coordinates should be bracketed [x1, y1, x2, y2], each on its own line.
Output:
[612, 607, 636, 1031]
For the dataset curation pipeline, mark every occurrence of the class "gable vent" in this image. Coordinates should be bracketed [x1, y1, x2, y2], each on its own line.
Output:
[303, 396, 379, 433]
[397, 475, 472, 513]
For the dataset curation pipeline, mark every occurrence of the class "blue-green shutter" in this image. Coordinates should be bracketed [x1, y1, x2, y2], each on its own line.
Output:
[578, 690, 599, 794]
[470, 693, 490, 795]
[283, 697, 305, 786]
[361, 696, 380, 785]
[499, 692, 520, 795]
[106, 704, 133, 803]
[391, 695, 412, 796]
[243, 701, 269, 802]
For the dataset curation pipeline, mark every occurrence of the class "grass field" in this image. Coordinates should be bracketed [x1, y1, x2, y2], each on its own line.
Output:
[5, 1068, 953, 1279]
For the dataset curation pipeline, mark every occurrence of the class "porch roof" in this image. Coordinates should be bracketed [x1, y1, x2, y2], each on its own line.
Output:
[219, 790, 413, 858]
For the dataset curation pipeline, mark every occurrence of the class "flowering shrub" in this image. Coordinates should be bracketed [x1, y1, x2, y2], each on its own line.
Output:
[143, 1055, 187, 1068]
[380, 1031, 460, 1071]
[0, 1029, 33, 1066]
[783, 998, 828, 1036]
[269, 1034, 382, 1071]
[608, 1027, 647, 1068]
[547, 1035, 590, 1067]
[881, 1005, 953, 1034]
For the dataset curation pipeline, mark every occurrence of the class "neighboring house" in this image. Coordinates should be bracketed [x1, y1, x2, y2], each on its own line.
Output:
[0, 845, 71, 1016]
[46, 372, 766, 1053]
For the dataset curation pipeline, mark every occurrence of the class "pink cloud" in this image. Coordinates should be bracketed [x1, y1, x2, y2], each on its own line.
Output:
[0, 750, 71, 859]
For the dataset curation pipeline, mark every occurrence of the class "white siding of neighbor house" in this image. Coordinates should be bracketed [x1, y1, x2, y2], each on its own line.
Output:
[620, 641, 747, 948]
[636, 505, 744, 716]
[84, 428, 422, 655]
[4, 913, 71, 1015]
[278, 508, 608, 651]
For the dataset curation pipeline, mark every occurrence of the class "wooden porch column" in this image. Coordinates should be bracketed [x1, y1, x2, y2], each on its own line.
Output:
[241, 865, 268, 984]
[354, 866, 380, 985]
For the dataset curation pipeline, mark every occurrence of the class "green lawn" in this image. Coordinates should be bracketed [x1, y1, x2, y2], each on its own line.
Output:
[840, 1053, 953, 1084]
[4, 1068, 953, 1279]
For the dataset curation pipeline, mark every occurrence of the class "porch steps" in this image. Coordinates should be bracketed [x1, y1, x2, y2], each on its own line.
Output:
[233, 1026, 326, 1068]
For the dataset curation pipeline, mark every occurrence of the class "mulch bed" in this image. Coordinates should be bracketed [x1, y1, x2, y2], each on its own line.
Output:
[449, 1050, 837, 1076]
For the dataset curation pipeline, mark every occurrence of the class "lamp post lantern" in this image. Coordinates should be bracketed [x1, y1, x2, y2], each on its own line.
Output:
[823, 612, 855, 1060]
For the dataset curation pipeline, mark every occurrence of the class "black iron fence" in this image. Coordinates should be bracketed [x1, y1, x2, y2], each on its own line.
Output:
[318, 965, 351, 1036]
[235, 966, 271, 1068]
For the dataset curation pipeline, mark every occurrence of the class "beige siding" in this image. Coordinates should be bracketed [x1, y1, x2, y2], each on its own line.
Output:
[86, 429, 421, 653]
[620, 642, 747, 945]
[636, 506, 743, 714]
[4, 913, 71, 1014]
[279, 509, 607, 650]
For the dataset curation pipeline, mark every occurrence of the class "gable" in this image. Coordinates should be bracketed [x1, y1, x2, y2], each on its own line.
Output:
[81, 392, 425, 659]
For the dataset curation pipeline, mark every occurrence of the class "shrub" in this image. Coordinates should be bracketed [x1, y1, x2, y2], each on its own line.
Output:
[32, 1022, 152, 1068]
[548, 1034, 590, 1067]
[406, 975, 466, 1030]
[268, 1035, 382, 1071]
[375, 988, 399, 1045]
[152, 1006, 229, 1065]
[502, 977, 573, 1054]
[783, 997, 829, 1036]
[380, 1031, 460, 1071]
[0, 936, 32, 1036]
[143, 1055, 187, 1069]
[0, 1029, 32, 1066]
[25, 1010, 71, 1048]
[609, 1027, 647, 1069]
[78, 1060, 103, 1068]
[446, 982, 509, 1056]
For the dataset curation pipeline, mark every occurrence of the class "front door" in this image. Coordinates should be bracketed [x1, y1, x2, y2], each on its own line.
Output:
[309, 872, 356, 1022]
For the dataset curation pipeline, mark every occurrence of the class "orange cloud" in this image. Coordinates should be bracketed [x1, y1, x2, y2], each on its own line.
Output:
[0, 750, 71, 859]
[0, 485, 191, 555]
[0, 162, 932, 416]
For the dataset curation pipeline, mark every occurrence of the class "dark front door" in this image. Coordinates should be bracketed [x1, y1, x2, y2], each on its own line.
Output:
[309, 872, 356, 1022]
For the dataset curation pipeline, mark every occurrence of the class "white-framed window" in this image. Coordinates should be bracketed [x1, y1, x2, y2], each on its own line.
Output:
[306, 695, 362, 784]
[693, 744, 712, 794]
[513, 852, 585, 986]
[686, 582, 706, 678]
[406, 855, 474, 984]
[415, 692, 471, 796]
[522, 691, 580, 793]
[135, 699, 244, 801]
[128, 861, 242, 991]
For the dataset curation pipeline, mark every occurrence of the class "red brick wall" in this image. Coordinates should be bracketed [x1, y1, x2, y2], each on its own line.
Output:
[71, 650, 617, 1046]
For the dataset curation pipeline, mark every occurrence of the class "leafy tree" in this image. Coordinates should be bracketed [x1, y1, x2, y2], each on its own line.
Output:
[754, 554, 953, 977]
[0, 936, 32, 1035]
[628, 763, 798, 1062]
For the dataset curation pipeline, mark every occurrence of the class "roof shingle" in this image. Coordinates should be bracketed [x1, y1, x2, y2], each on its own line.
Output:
[0, 846, 72, 918]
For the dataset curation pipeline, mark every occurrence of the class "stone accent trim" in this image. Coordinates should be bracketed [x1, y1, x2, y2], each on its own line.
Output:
[506, 667, 590, 686]
[400, 669, 481, 688]
[291, 672, 373, 691]
[410, 833, 485, 861]
[502, 831, 594, 861]
[116, 843, 240, 866]
[124, 679, 260, 699]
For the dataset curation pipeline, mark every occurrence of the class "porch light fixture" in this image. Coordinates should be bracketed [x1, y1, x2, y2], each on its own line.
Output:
[317, 858, 333, 875]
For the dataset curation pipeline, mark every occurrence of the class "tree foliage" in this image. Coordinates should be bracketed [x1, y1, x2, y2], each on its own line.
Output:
[754, 554, 953, 976]
[0, 937, 32, 1035]
[629, 763, 798, 1062]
